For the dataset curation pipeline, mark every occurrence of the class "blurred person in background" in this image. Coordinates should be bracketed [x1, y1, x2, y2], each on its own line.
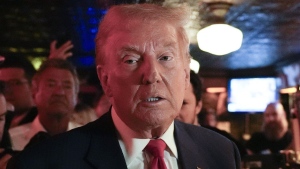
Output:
[85, 69, 111, 118]
[0, 40, 74, 129]
[0, 55, 37, 128]
[9, 59, 81, 151]
[198, 108, 218, 127]
[176, 70, 202, 125]
[177, 70, 248, 158]
[0, 80, 16, 169]
[246, 102, 292, 154]
[71, 103, 97, 125]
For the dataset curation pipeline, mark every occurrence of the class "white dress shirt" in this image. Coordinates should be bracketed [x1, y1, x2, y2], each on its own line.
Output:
[9, 115, 81, 151]
[111, 107, 179, 169]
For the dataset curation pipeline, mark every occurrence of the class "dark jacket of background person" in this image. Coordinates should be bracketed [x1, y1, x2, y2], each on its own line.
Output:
[7, 112, 240, 169]
[245, 102, 292, 154]
[198, 109, 248, 158]
[203, 125, 248, 158]
[245, 131, 292, 154]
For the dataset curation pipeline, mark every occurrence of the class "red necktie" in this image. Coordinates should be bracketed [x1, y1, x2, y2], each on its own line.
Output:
[145, 139, 167, 169]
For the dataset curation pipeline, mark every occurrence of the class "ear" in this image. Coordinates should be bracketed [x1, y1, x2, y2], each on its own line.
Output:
[184, 67, 190, 90]
[75, 96, 79, 106]
[97, 65, 112, 97]
[195, 100, 203, 115]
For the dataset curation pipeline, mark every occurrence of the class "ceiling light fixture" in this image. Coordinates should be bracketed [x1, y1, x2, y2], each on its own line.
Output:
[197, 1, 243, 55]
[190, 58, 200, 73]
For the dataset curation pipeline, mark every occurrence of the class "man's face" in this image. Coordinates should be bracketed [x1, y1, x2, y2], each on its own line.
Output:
[0, 94, 6, 141]
[263, 105, 286, 140]
[177, 83, 202, 125]
[98, 22, 189, 132]
[0, 68, 33, 113]
[33, 68, 77, 119]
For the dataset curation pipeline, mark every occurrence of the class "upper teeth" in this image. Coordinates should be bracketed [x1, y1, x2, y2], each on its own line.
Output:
[147, 97, 159, 102]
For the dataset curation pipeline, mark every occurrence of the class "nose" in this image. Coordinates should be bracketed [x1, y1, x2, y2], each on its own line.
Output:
[141, 59, 161, 85]
[53, 84, 65, 95]
[265, 114, 276, 123]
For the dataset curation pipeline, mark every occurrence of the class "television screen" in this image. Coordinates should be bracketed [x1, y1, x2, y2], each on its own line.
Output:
[227, 77, 280, 113]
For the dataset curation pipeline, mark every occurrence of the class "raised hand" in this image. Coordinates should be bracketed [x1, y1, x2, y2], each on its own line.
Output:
[48, 40, 74, 60]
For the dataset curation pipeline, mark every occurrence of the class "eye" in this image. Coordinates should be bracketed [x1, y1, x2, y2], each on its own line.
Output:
[159, 55, 172, 61]
[123, 55, 140, 65]
[63, 84, 72, 89]
[124, 59, 138, 64]
[182, 100, 188, 105]
[47, 81, 56, 87]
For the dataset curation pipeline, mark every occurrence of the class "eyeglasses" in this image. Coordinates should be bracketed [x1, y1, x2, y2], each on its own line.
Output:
[4, 79, 29, 88]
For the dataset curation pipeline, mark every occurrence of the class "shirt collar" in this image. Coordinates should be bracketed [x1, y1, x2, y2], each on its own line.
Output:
[111, 107, 178, 166]
[27, 116, 81, 139]
[26, 116, 47, 139]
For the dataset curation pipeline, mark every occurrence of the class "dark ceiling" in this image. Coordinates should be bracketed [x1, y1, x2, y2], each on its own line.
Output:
[0, 0, 300, 78]
[193, 0, 300, 77]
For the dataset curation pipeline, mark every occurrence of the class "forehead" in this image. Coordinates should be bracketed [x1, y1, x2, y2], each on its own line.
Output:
[265, 106, 282, 115]
[108, 22, 178, 51]
[0, 67, 26, 80]
[38, 68, 74, 81]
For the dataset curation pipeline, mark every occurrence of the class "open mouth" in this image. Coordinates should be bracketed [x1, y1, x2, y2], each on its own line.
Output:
[146, 97, 162, 102]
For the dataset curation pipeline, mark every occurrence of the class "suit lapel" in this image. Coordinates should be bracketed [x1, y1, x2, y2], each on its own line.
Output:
[85, 113, 127, 169]
[174, 121, 210, 169]
[84, 115, 211, 169]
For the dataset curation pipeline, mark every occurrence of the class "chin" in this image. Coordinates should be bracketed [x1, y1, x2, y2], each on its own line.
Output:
[48, 109, 69, 117]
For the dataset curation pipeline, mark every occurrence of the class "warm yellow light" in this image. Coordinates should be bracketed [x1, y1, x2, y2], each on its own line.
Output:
[197, 24, 243, 55]
[280, 87, 297, 94]
[206, 87, 226, 93]
[28, 57, 46, 70]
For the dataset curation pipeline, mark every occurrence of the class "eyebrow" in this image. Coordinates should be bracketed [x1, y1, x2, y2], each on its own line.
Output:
[119, 42, 177, 54]
[46, 79, 72, 84]
[120, 45, 140, 53]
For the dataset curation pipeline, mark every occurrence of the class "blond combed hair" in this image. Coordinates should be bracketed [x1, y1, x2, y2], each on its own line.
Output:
[95, 3, 191, 66]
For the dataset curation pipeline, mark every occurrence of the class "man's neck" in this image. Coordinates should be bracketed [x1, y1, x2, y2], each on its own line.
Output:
[39, 115, 69, 136]
[111, 107, 172, 139]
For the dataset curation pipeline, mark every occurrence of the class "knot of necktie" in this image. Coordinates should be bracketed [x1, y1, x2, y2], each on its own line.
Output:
[145, 139, 167, 169]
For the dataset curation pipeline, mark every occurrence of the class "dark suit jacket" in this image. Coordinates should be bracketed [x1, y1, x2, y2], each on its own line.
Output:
[8, 112, 240, 169]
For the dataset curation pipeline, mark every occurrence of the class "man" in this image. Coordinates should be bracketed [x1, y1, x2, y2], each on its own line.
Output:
[8, 59, 81, 151]
[0, 41, 74, 129]
[8, 4, 240, 169]
[176, 70, 202, 125]
[246, 102, 292, 154]
[177, 70, 247, 158]
[0, 55, 37, 128]
[0, 80, 16, 169]
[198, 109, 218, 127]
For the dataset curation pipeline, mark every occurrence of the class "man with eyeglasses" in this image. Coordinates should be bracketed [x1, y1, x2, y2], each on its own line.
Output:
[0, 41, 73, 129]
[0, 55, 37, 129]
